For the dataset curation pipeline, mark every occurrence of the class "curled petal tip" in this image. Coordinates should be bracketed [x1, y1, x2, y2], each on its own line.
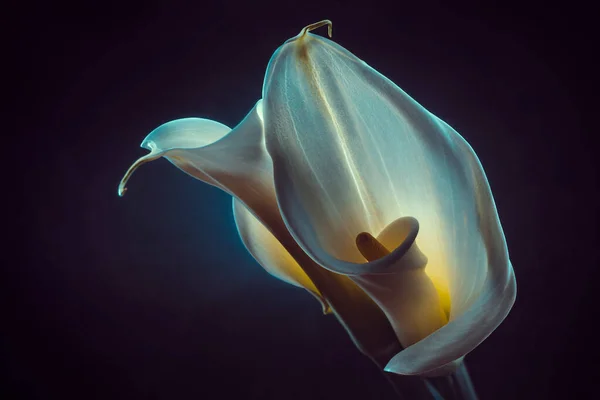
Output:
[356, 232, 390, 261]
[300, 20, 333, 38]
[117, 150, 162, 198]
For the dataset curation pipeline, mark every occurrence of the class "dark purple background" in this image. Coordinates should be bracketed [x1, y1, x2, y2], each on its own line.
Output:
[8, 1, 596, 399]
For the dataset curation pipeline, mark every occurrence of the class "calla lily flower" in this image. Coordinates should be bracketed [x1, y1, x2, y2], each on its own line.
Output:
[119, 20, 516, 378]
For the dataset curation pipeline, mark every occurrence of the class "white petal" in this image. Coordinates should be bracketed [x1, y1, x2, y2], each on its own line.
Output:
[384, 140, 517, 374]
[119, 101, 279, 225]
[263, 29, 516, 372]
[118, 101, 304, 290]
[232, 197, 330, 313]
[119, 98, 404, 361]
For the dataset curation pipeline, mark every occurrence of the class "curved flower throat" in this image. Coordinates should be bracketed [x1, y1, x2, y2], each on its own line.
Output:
[354, 220, 450, 347]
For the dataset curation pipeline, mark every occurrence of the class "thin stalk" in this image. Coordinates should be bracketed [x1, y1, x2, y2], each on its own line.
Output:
[425, 362, 478, 400]
[371, 354, 478, 400]
[370, 351, 436, 400]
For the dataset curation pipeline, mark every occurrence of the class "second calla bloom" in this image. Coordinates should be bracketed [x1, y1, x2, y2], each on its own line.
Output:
[119, 20, 516, 376]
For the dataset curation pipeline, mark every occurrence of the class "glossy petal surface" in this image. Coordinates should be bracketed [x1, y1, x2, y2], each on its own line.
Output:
[233, 198, 330, 313]
[119, 98, 403, 363]
[119, 102, 318, 293]
[119, 22, 516, 376]
[263, 29, 516, 373]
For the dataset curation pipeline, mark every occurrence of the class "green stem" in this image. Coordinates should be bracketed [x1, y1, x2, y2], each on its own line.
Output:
[424, 362, 479, 400]
[383, 372, 438, 400]
[370, 352, 435, 400]
[372, 357, 478, 400]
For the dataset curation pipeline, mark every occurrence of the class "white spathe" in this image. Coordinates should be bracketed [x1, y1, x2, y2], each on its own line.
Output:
[119, 20, 516, 377]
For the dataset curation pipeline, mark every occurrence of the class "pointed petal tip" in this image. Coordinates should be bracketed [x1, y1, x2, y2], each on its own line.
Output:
[384, 358, 462, 377]
[117, 151, 163, 198]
